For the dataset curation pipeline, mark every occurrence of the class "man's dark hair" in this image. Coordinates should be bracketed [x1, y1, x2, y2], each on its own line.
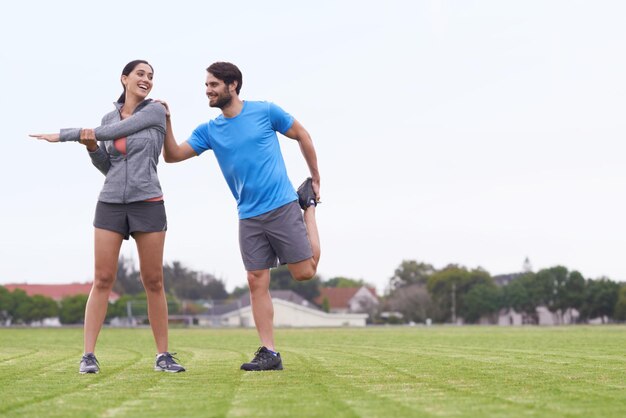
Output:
[207, 62, 243, 94]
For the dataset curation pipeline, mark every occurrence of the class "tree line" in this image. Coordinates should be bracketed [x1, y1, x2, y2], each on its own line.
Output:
[0, 258, 231, 325]
[2, 258, 625, 325]
[381, 260, 626, 324]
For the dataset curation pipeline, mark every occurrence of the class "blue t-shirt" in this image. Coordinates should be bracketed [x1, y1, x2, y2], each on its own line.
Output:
[187, 101, 297, 219]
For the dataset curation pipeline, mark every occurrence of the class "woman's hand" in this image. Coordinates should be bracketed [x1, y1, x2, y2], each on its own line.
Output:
[79, 129, 98, 151]
[29, 133, 60, 142]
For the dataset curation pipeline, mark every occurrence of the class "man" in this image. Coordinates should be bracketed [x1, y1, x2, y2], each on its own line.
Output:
[162, 62, 321, 371]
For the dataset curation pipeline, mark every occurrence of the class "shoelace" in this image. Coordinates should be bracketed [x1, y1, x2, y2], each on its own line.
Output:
[82, 354, 99, 367]
[159, 352, 180, 365]
[251, 347, 267, 363]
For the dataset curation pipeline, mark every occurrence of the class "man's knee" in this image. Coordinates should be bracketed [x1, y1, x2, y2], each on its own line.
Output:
[291, 261, 317, 282]
[247, 270, 269, 292]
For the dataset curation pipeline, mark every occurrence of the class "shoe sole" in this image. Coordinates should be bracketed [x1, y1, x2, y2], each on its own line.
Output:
[154, 367, 186, 373]
[241, 364, 283, 371]
[79, 370, 99, 374]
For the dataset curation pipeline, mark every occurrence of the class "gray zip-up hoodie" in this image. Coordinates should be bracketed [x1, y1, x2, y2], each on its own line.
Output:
[60, 99, 167, 203]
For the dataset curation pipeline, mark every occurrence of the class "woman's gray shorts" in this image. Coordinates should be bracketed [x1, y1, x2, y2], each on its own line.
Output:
[239, 201, 313, 271]
[94, 200, 167, 240]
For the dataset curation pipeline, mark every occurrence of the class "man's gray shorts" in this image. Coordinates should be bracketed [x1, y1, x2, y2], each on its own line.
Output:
[239, 201, 313, 271]
[94, 200, 167, 240]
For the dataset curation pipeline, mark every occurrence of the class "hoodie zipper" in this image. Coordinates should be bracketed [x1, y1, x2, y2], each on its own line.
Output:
[123, 155, 128, 204]
[116, 100, 149, 204]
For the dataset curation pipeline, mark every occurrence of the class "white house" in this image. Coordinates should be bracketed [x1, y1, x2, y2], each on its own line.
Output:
[314, 286, 379, 314]
[198, 290, 368, 327]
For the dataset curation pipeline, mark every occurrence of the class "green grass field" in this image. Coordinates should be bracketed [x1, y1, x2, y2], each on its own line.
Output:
[0, 326, 624, 418]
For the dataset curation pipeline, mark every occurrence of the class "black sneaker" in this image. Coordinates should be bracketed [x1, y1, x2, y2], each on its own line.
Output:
[297, 177, 318, 210]
[154, 352, 186, 373]
[79, 353, 99, 374]
[240, 346, 283, 371]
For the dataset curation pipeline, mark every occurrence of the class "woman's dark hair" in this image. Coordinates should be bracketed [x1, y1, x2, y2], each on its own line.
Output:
[207, 62, 243, 94]
[117, 60, 153, 103]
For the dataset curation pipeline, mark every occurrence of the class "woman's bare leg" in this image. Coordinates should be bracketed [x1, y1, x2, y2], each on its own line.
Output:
[84, 228, 124, 354]
[134, 231, 168, 353]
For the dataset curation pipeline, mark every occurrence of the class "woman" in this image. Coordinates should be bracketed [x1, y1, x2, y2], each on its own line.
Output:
[30, 60, 185, 374]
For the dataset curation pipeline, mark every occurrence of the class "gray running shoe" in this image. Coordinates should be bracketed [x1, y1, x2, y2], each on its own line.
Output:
[154, 352, 186, 373]
[297, 177, 319, 210]
[79, 353, 100, 374]
[240, 346, 283, 371]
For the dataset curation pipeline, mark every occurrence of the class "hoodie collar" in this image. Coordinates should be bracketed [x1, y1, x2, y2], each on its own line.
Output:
[113, 98, 152, 113]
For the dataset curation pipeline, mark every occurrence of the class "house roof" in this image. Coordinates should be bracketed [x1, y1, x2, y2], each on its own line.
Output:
[314, 287, 378, 309]
[3, 283, 120, 302]
[492, 273, 526, 287]
[209, 290, 319, 315]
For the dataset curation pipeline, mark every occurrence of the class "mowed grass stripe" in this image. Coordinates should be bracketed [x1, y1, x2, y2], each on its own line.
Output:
[315, 331, 625, 417]
[225, 351, 360, 418]
[102, 347, 246, 418]
[309, 345, 534, 417]
[0, 326, 625, 417]
[0, 347, 151, 417]
[0, 348, 40, 364]
[291, 348, 436, 418]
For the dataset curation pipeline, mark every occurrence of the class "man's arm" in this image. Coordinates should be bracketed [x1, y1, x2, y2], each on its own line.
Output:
[159, 101, 197, 163]
[283, 119, 320, 198]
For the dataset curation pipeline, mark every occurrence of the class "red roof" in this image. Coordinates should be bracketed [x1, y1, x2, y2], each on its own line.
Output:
[314, 287, 377, 309]
[3, 283, 120, 302]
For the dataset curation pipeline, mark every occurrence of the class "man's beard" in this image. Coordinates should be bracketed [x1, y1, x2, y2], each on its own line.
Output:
[210, 91, 233, 109]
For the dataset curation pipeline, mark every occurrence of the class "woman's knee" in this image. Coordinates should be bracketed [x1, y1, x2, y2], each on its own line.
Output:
[142, 274, 164, 293]
[93, 271, 116, 291]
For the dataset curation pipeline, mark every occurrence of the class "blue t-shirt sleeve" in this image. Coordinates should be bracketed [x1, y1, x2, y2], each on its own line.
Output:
[186, 123, 212, 155]
[268, 102, 294, 134]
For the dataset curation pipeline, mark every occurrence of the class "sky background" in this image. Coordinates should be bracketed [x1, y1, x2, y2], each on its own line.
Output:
[1, 0, 625, 295]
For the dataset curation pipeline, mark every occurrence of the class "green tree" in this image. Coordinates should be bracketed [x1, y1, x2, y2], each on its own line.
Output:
[501, 277, 529, 311]
[269, 265, 321, 301]
[384, 283, 441, 323]
[464, 283, 501, 323]
[230, 285, 249, 299]
[389, 260, 434, 290]
[59, 294, 89, 324]
[427, 265, 493, 323]
[113, 256, 143, 295]
[532, 266, 586, 323]
[108, 292, 181, 320]
[0, 286, 15, 322]
[10, 289, 33, 324]
[324, 277, 365, 288]
[581, 278, 619, 322]
[501, 274, 546, 324]
[29, 295, 59, 323]
[321, 297, 330, 313]
[614, 285, 626, 321]
[563, 270, 586, 312]
[531, 268, 559, 310]
[163, 261, 228, 300]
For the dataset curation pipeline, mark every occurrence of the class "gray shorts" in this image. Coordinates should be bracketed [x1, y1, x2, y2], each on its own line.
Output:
[94, 200, 167, 240]
[239, 201, 313, 271]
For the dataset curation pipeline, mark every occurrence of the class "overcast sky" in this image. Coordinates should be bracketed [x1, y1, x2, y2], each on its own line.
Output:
[1, 0, 625, 295]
